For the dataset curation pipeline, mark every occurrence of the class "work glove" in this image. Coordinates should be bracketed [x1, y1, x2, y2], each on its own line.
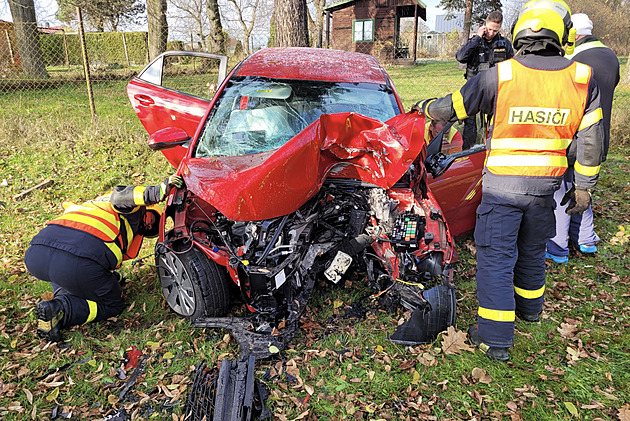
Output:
[160, 174, 184, 201]
[561, 186, 591, 215]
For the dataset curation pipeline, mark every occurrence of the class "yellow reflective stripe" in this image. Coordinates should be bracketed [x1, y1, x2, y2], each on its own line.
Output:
[575, 63, 590, 84]
[64, 204, 119, 226]
[486, 154, 567, 167]
[578, 108, 603, 131]
[121, 216, 134, 246]
[491, 138, 571, 151]
[498, 60, 512, 82]
[85, 300, 98, 323]
[56, 213, 119, 239]
[452, 90, 468, 120]
[104, 242, 123, 266]
[574, 161, 600, 176]
[133, 186, 146, 206]
[514, 284, 545, 299]
[478, 307, 515, 322]
[423, 99, 437, 120]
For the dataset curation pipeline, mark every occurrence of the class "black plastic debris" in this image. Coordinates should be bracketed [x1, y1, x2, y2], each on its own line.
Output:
[185, 357, 271, 421]
[389, 284, 457, 345]
[102, 408, 130, 421]
[119, 354, 149, 401]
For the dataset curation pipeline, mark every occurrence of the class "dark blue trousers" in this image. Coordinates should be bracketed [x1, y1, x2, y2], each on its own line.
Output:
[24, 245, 126, 327]
[474, 188, 555, 347]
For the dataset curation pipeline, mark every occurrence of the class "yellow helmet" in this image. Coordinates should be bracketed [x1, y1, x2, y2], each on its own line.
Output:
[512, 0, 572, 49]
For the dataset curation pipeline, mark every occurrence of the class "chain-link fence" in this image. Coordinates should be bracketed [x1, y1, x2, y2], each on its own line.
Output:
[1, 14, 629, 146]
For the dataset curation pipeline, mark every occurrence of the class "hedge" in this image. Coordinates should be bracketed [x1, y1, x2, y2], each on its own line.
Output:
[39, 31, 148, 68]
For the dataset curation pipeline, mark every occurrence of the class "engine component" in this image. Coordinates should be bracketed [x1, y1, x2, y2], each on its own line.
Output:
[324, 250, 353, 283]
[391, 212, 426, 251]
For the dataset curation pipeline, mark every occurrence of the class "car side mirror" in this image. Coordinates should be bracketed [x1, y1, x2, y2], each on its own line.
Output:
[425, 152, 457, 179]
[148, 127, 191, 151]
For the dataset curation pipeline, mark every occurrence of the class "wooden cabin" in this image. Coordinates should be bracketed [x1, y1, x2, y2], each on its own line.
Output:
[323, 0, 427, 62]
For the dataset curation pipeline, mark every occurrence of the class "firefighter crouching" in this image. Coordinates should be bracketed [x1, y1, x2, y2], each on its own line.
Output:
[412, 0, 604, 361]
[25, 175, 184, 342]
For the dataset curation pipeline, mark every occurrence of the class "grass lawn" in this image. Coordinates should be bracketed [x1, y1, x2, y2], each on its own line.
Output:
[1, 59, 629, 420]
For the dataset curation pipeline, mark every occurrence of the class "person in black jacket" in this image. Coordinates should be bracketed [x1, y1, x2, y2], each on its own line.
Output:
[25, 175, 184, 342]
[456, 11, 514, 149]
[547, 13, 620, 262]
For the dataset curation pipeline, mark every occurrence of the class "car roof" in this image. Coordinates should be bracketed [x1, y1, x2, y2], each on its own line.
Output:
[235, 47, 390, 85]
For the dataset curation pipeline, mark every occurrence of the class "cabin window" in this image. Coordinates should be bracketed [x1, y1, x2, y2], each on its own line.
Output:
[353, 19, 374, 42]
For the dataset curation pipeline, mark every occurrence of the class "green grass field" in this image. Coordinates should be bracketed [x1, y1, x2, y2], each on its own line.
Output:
[1, 59, 629, 420]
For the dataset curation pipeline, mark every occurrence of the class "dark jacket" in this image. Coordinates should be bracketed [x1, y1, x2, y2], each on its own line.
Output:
[425, 44, 604, 196]
[567, 36, 620, 161]
[456, 33, 514, 79]
[29, 185, 162, 270]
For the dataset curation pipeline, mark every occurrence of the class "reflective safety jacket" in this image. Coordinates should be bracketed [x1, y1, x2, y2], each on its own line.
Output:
[423, 50, 604, 195]
[566, 36, 620, 161]
[48, 202, 143, 268]
[487, 59, 592, 179]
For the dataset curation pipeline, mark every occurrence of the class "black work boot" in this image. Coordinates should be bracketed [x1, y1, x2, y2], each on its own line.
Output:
[36, 299, 66, 342]
[468, 325, 509, 362]
[516, 310, 540, 323]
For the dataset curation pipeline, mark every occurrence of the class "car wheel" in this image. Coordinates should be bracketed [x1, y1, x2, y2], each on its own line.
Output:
[156, 244, 231, 319]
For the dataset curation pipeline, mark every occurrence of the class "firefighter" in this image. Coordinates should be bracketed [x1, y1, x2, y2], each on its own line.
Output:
[25, 175, 184, 342]
[547, 13, 620, 263]
[412, 0, 604, 361]
[424, 118, 463, 154]
[456, 10, 514, 150]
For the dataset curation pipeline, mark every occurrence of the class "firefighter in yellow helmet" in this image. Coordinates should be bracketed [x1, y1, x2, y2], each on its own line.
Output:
[25, 175, 184, 342]
[412, 0, 604, 361]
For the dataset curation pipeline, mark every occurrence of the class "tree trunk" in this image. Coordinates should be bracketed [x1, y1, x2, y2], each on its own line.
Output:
[207, 0, 226, 54]
[308, 0, 326, 47]
[461, 0, 474, 45]
[273, 0, 308, 47]
[8, 0, 48, 79]
[147, 0, 168, 60]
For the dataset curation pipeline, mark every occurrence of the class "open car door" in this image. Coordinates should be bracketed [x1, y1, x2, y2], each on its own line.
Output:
[424, 120, 486, 238]
[127, 51, 228, 168]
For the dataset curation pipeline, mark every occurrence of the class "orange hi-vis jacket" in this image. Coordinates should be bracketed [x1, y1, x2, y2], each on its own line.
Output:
[48, 201, 144, 268]
[486, 59, 593, 179]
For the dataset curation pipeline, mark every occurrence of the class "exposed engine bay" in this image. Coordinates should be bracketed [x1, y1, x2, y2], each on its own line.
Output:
[156, 175, 456, 358]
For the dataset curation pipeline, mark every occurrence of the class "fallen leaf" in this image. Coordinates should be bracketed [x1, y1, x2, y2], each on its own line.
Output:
[411, 369, 420, 385]
[45, 387, 59, 402]
[333, 299, 344, 309]
[617, 404, 630, 421]
[24, 388, 33, 405]
[557, 323, 578, 338]
[471, 367, 492, 384]
[564, 401, 578, 417]
[442, 326, 474, 354]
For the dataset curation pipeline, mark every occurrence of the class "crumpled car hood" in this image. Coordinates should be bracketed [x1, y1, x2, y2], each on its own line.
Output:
[180, 112, 426, 221]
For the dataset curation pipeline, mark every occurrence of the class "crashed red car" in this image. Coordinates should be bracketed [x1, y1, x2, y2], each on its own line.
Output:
[127, 48, 485, 357]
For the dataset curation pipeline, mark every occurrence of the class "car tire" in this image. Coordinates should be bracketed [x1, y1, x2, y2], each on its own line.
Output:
[156, 244, 231, 319]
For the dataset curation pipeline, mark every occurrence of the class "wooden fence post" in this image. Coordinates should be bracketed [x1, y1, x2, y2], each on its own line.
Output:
[5, 29, 15, 64]
[62, 29, 70, 70]
[77, 7, 96, 124]
[122, 33, 130, 67]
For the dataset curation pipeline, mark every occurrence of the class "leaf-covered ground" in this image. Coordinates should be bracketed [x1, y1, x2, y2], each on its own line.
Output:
[1, 67, 630, 421]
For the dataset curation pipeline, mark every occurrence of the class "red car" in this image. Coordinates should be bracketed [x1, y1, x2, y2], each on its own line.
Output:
[127, 48, 485, 356]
